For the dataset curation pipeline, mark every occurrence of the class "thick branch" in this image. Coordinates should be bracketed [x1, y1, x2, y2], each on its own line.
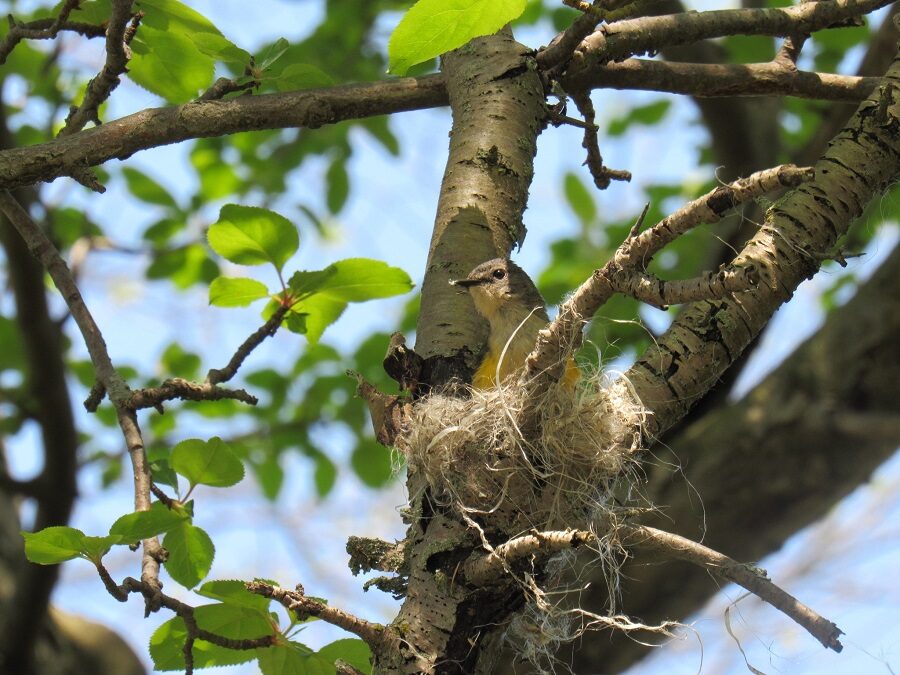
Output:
[625, 54, 900, 437]
[567, 0, 892, 77]
[562, 58, 879, 101]
[524, 164, 813, 384]
[0, 75, 447, 190]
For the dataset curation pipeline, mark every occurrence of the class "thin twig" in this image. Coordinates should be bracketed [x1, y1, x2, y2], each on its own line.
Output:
[207, 305, 290, 385]
[621, 524, 844, 652]
[0, 0, 101, 65]
[571, 91, 631, 190]
[0, 190, 163, 605]
[246, 581, 386, 650]
[128, 378, 259, 412]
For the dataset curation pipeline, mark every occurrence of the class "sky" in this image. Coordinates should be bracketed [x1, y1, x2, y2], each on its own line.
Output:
[2, 1, 898, 674]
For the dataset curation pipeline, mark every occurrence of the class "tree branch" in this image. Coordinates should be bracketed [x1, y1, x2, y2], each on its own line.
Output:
[246, 581, 386, 650]
[620, 524, 844, 652]
[567, 0, 892, 77]
[562, 57, 880, 101]
[523, 164, 813, 385]
[0, 75, 448, 190]
[0, 190, 164, 607]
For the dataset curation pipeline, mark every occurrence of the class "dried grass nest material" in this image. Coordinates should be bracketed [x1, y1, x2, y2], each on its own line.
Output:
[398, 370, 648, 532]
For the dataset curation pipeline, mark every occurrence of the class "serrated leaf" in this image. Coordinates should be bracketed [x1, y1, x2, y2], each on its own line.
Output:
[150, 603, 271, 670]
[289, 259, 413, 343]
[209, 277, 270, 307]
[318, 638, 373, 673]
[122, 167, 178, 208]
[388, 0, 527, 75]
[257, 37, 291, 70]
[258, 642, 314, 675]
[208, 204, 299, 271]
[563, 172, 596, 225]
[109, 501, 189, 543]
[171, 437, 245, 488]
[163, 522, 215, 588]
[129, 26, 214, 103]
[196, 579, 272, 611]
[22, 526, 85, 564]
[80, 535, 122, 562]
[351, 437, 394, 488]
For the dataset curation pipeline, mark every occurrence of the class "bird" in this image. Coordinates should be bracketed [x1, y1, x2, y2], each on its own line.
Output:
[451, 258, 580, 390]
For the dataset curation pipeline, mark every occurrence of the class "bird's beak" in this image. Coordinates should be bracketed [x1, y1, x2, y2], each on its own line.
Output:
[450, 276, 486, 288]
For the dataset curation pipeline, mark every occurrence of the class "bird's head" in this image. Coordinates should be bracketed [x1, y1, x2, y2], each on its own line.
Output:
[451, 258, 544, 321]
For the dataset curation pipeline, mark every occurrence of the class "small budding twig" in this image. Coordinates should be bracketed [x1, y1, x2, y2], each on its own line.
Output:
[207, 304, 290, 385]
[246, 581, 386, 650]
[571, 91, 631, 190]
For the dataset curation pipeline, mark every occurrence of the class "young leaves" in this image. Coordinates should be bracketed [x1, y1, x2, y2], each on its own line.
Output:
[207, 204, 414, 341]
[171, 437, 245, 490]
[208, 205, 299, 272]
[388, 0, 527, 75]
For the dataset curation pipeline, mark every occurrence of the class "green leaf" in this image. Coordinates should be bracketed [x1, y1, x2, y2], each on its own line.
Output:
[0, 316, 25, 372]
[563, 172, 596, 225]
[317, 638, 373, 673]
[122, 167, 179, 208]
[160, 342, 202, 379]
[80, 535, 122, 562]
[146, 244, 219, 289]
[388, 0, 527, 75]
[607, 100, 672, 137]
[171, 437, 245, 488]
[163, 522, 215, 588]
[208, 204, 299, 271]
[351, 438, 394, 488]
[196, 579, 272, 611]
[257, 37, 291, 70]
[129, 26, 214, 103]
[288, 259, 413, 343]
[150, 603, 271, 670]
[251, 454, 285, 501]
[109, 501, 189, 543]
[270, 63, 334, 92]
[143, 217, 185, 245]
[325, 157, 350, 214]
[209, 277, 271, 307]
[258, 642, 315, 675]
[22, 526, 85, 564]
[312, 451, 337, 498]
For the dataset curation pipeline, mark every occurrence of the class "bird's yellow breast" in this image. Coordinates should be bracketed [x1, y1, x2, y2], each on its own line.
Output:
[472, 310, 580, 390]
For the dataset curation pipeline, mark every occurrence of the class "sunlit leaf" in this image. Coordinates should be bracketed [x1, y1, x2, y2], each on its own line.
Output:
[388, 0, 527, 75]
[163, 522, 215, 588]
[208, 205, 299, 271]
[22, 526, 85, 564]
[109, 501, 189, 543]
[171, 437, 245, 488]
[209, 277, 271, 307]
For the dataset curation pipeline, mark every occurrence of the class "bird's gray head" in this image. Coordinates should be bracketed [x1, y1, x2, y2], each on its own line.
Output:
[451, 258, 546, 321]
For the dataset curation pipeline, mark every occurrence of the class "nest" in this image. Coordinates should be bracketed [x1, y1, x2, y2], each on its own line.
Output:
[398, 368, 648, 536]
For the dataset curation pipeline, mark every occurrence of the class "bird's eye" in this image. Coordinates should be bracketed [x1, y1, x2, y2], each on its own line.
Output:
[492, 268, 506, 280]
